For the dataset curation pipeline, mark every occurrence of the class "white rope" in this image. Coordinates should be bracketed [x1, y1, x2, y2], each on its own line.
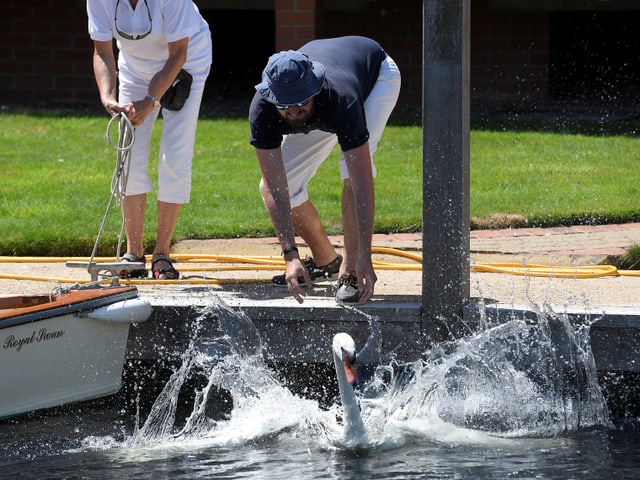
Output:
[87, 113, 135, 267]
[108, 112, 135, 206]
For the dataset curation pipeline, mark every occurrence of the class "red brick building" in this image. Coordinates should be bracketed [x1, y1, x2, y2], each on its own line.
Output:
[1, 0, 638, 118]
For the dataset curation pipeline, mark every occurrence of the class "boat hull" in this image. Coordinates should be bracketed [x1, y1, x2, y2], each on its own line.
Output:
[0, 287, 151, 418]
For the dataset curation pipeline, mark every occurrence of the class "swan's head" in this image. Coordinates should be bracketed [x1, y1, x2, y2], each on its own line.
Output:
[332, 332, 359, 388]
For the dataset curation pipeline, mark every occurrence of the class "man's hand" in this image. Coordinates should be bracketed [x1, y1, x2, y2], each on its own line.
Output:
[126, 98, 156, 127]
[355, 260, 377, 304]
[105, 100, 126, 117]
[104, 101, 139, 126]
[285, 257, 312, 304]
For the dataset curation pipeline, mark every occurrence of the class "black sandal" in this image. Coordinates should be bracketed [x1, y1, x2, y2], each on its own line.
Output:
[152, 253, 180, 280]
[119, 252, 148, 279]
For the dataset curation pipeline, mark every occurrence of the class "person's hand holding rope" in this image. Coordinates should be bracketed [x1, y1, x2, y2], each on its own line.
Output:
[104, 99, 127, 118]
[127, 97, 158, 128]
[104, 99, 154, 128]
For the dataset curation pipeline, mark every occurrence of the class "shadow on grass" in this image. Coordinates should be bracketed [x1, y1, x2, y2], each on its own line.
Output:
[6, 98, 640, 136]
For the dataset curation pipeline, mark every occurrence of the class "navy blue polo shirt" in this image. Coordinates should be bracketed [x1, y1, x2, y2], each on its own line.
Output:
[249, 36, 387, 152]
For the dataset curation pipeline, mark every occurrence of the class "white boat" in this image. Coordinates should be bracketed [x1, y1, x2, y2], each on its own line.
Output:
[0, 285, 151, 419]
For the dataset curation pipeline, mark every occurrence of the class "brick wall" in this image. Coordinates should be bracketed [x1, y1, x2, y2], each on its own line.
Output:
[470, 1, 549, 112]
[0, 0, 559, 114]
[321, 0, 550, 113]
[274, 0, 319, 51]
[0, 0, 96, 107]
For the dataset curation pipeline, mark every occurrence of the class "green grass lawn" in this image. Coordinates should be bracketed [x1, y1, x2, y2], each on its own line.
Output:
[470, 123, 640, 227]
[1, 112, 638, 256]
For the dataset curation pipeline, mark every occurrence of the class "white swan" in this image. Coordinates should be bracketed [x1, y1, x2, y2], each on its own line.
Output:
[332, 332, 367, 445]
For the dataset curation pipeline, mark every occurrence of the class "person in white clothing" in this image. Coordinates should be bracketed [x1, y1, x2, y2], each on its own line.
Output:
[87, 0, 212, 279]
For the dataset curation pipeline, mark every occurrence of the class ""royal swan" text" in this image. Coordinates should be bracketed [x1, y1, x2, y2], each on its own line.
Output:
[3, 328, 66, 352]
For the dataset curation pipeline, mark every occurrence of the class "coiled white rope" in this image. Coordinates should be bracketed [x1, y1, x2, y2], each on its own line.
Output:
[87, 113, 135, 267]
[106, 111, 135, 205]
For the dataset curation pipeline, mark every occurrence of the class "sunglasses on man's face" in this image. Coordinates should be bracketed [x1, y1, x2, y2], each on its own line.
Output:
[115, 0, 152, 40]
[275, 99, 310, 110]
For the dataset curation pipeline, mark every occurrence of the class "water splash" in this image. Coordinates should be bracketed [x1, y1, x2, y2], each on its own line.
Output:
[376, 307, 611, 439]
[123, 301, 268, 446]
[90, 301, 611, 458]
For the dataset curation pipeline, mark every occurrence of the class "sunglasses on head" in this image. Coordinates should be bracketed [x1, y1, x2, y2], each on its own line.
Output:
[275, 99, 310, 110]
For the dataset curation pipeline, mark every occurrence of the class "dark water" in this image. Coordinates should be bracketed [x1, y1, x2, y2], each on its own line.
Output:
[2, 402, 640, 479]
[2, 307, 640, 479]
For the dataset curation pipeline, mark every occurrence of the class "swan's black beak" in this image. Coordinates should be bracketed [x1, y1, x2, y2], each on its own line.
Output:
[343, 356, 359, 388]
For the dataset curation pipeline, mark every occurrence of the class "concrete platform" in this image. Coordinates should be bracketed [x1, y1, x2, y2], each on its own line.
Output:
[1, 223, 640, 374]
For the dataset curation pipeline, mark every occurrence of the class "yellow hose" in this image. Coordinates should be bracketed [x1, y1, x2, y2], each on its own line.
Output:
[0, 247, 637, 284]
[470, 262, 619, 278]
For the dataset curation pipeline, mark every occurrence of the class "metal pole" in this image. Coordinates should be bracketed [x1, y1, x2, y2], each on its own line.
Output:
[422, 0, 471, 341]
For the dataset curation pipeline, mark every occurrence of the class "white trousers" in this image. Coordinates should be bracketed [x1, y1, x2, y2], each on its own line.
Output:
[118, 65, 210, 204]
[262, 55, 401, 208]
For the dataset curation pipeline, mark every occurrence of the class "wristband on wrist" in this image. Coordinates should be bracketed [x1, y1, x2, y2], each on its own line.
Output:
[281, 245, 299, 257]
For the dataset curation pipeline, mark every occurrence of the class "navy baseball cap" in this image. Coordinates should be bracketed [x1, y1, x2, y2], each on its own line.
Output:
[255, 50, 325, 105]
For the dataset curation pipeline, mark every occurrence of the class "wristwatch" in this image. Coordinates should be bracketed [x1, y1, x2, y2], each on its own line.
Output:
[145, 94, 161, 109]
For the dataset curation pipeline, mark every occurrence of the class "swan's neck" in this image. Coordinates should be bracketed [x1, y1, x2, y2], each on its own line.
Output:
[334, 355, 366, 442]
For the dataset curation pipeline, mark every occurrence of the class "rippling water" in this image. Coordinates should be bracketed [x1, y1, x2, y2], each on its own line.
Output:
[2, 306, 640, 479]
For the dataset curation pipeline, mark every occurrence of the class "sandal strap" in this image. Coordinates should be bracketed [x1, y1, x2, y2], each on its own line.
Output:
[151, 253, 179, 280]
[151, 253, 174, 266]
[122, 252, 145, 262]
